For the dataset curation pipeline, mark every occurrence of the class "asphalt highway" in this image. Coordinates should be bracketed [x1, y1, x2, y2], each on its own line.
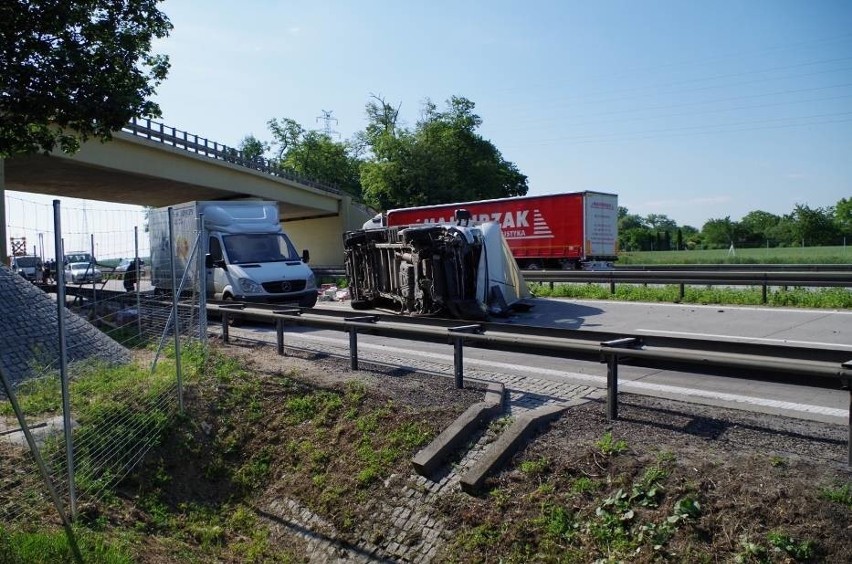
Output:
[233, 297, 851, 425]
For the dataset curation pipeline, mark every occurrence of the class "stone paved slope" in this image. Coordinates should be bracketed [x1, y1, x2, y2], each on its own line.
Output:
[0, 266, 129, 388]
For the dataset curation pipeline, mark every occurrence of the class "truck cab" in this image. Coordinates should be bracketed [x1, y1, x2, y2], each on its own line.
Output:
[206, 229, 317, 307]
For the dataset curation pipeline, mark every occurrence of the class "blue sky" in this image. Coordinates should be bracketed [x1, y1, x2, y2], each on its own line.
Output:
[149, 1, 848, 227]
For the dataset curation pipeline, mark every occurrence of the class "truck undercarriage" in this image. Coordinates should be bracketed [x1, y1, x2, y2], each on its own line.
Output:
[343, 222, 530, 319]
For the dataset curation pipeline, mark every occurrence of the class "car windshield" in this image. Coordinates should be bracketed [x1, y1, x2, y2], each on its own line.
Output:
[223, 233, 300, 264]
[66, 253, 93, 264]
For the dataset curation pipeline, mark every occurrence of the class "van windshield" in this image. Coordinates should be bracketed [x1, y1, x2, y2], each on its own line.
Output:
[223, 233, 300, 264]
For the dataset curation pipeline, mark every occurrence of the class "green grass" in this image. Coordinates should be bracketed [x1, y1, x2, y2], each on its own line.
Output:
[618, 245, 851, 265]
[529, 282, 852, 308]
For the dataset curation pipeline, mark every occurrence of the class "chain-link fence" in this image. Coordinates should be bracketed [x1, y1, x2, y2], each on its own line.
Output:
[1, 195, 205, 537]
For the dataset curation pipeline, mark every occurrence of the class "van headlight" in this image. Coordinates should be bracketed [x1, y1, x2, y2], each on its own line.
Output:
[306, 272, 316, 289]
[238, 278, 263, 293]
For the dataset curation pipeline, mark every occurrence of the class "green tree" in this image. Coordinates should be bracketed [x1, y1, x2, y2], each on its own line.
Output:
[238, 135, 267, 160]
[1, 0, 172, 156]
[701, 216, 738, 248]
[835, 197, 852, 239]
[791, 204, 839, 246]
[359, 96, 528, 210]
[740, 210, 781, 246]
[266, 117, 362, 197]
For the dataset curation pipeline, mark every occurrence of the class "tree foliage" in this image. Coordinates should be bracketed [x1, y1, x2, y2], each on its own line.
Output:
[359, 96, 528, 210]
[267, 117, 362, 197]
[237, 135, 267, 160]
[0, 0, 172, 156]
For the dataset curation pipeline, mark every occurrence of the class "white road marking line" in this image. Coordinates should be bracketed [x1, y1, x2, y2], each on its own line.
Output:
[276, 332, 848, 419]
[560, 298, 852, 315]
[634, 328, 852, 349]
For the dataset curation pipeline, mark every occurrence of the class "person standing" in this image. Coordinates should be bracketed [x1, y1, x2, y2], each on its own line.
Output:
[123, 258, 138, 292]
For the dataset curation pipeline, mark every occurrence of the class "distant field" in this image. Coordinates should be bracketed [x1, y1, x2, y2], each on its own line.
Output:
[617, 245, 851, 265]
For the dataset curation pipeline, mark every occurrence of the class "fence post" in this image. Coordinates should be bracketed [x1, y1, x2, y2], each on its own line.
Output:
[448, 325, 485, 389]
[53, 200, 77, 519]
[600, 337, 643, 421]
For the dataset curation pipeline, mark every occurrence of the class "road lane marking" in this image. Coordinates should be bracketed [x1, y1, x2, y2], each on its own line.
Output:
[634, 328, 852, 349]
[562, 299, 852, 315]
[267, 331, 848, 419]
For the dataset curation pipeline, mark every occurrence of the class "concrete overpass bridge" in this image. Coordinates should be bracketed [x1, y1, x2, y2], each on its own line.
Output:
[1, 118, 373, 265]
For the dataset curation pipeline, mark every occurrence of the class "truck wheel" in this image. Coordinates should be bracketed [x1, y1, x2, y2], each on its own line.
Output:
[299, 292, 318, 308]
[351, 299, 373, 310]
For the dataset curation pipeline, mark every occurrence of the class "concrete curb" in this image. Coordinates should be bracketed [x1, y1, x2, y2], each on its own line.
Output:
[459, 399, 587, 494]
[412, 382, 504, 477]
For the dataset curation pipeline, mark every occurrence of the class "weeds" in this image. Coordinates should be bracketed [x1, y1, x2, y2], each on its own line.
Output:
[596, 431, 628, 455]
[820, 482, 852, 508]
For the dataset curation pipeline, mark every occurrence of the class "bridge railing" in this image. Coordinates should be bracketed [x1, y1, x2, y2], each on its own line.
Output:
[122, 118, 346, 197]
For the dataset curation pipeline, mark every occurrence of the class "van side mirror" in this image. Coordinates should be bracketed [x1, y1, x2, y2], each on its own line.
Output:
[205, 253, 226, 269]
[302, 249, 310, 264]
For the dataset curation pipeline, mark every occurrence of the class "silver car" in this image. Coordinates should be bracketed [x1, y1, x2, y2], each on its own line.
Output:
[64, 262, 103, 284]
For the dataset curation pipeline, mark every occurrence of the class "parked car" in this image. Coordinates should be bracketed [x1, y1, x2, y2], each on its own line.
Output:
[64, 262, 103, 284]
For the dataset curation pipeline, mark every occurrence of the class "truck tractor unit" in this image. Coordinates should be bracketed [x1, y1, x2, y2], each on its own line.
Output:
[344, 211, 531, 319]
[364, 191, 618, 270]
[149, 201, 318, 307]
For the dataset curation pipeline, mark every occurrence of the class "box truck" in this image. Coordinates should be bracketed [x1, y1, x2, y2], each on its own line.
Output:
[149, 201, 318, 307]
[364, 191, 618, 270]
[344, 210, 531, 319]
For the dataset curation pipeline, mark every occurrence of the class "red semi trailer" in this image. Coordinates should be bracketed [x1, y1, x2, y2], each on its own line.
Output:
[363, 191, 618, 270]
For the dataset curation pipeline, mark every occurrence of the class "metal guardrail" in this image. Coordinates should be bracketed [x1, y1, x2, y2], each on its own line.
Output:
[617, 263, 852, 272]
[206, 302, 852, 466]
[524, 270, 851, 303]
[311, 266, 851, 304]
[121, 118, 346, 197]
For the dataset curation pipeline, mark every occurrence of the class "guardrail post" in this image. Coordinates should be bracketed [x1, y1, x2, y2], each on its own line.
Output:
[344, 316, 379, 370]
[222, 313, 229, 343]
[762, 275, 768, 304]
[600, 337, 643, 420]
[606, 354, 618, 419]
[679, 282, 685, 301]
[609, 275, 615, 295]
[271, 308, 301, 356]
[448, 325, 485, 389]
[843, 361, 851, 467]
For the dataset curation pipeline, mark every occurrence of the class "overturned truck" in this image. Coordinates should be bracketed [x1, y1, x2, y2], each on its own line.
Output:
[343, 214, 532, 319]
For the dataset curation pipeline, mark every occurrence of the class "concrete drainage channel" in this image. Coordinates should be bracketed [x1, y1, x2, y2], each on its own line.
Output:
[223, 326, 602, 562]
